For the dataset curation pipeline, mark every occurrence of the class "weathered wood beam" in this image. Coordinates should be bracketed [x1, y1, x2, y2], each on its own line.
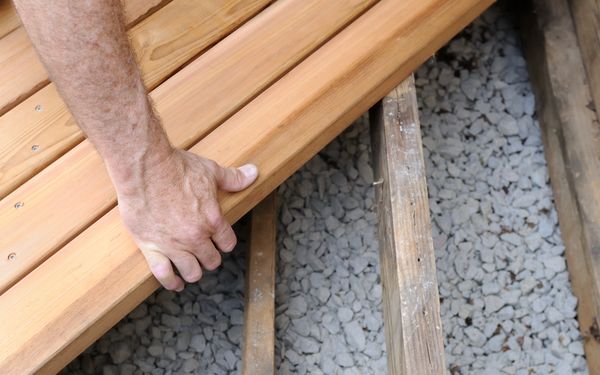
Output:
[520, 0, 600, 372]
[568, 0, 600, 115]
[370, 75, 446, 375]
[242, 193, 277, 375]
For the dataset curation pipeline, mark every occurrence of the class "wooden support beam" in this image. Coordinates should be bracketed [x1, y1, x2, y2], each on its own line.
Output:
[370, 75, 446, 375]
[0, 0, 167, 117]
[242, 193, 277, 375]
[569, 0, 600, 115]
[0, 0, 376, 293]
[520, 0, 600, 372]
[0, 0, 491, 372]
[0, 0, 272, 198]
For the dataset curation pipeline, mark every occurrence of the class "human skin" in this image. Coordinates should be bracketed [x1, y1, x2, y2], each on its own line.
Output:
[13, 0, 258, 291]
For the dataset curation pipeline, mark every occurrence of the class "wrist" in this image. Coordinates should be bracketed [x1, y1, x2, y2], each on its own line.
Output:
[104, 118, 175, 196]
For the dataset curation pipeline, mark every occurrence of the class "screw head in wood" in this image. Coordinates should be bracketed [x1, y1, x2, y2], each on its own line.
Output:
[14, 201, 24, 209]
[31, 145, 40, 152]
[34, 104, 43, 112]
[7, 252, 16, 261]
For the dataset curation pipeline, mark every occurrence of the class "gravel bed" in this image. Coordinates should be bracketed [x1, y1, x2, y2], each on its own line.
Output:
[63, 4, 588, 375]
[418, 5, 587, 374]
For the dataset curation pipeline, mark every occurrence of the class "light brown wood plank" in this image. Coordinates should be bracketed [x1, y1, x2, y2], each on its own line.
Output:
[0, 0, 376, 293]
[0, 0, 492, 372]
[242, 193, 277, 375]
[521, 0, 600, 372]
[569, 0, 600, 115]
[0, 0, 166, 117]
[0, 0, 273, 199]
[0, 0, 20, 39]
[370, 75, 446, 375]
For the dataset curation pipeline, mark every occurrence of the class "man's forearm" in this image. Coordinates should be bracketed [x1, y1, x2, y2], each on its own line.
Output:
[13, 0, 172, 189]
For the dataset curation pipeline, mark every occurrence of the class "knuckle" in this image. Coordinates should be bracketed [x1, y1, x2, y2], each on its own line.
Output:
[222, 234, 237, 252]
[151, 259, 172, 280]
[204, 252, 222, 271]
[187, 227, 206, 243]
[184, 267, 203, 283]
[204, 208, 224, 231]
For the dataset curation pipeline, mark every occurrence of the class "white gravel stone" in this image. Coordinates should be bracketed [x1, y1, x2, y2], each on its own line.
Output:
[344, 321, 366, 351]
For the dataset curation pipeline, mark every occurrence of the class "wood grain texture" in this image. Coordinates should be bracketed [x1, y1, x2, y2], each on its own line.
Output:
[0, 0, 491, 372]
[242, 193, 276, 375]
[0, 0, 273, 199]
[521, 0, 600, 372]
[569, 0, 600, 115]
[0, 0, 20, 39]
[0, 0, 166, 117]
[132, 0, 273, 88]
[370, 76, 446, 375]
[0, 27, 50, 115]
[0, 0, 375, 293]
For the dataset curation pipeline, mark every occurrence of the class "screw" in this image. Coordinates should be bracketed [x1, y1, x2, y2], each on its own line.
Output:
[14, 201, 24, 209]
[7, 252, 16, 261]
[34, 104, 42, 112]
[31, 145, 40, 152]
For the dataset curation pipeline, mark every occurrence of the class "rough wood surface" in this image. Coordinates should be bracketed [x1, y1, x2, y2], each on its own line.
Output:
[521, 0, 600, 372]
[0, 0, 375, 293]
[370, 76, 446, 375]
[0, 0, 166, 117]
[0, 0, 271, 199]
[0, 0, 491, 372]
[242, 193, 276, 375]
[569, 0, 600, 115]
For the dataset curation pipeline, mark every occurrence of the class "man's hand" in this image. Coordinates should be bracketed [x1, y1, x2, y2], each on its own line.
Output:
[116, 150, 258, 291]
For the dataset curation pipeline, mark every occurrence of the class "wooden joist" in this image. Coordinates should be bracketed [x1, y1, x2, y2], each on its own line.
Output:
[521, 0, 600, 372]
[242, 193, 277, 375]
[370, 76, 446, 374]
[0, 0, 272, 198]
[0, 0, 376, 293]
[0, 0, 492, 372]
[569, 0, 600, 115]
[0, 0, 166, 117]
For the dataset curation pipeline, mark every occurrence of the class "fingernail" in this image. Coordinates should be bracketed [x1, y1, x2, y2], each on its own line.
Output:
[239, 164, 258, 179]
[176, 285, 184, 292]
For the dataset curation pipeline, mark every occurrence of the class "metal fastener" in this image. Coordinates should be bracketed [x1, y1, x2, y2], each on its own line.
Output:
[7, 252, 16, 261]
[31, 145, 40, 152]
[34, 104, 43, 112]
[14, 201, 24, 209]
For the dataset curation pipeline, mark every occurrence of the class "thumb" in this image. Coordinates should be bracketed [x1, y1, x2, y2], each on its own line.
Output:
[215, 163, 258, 192]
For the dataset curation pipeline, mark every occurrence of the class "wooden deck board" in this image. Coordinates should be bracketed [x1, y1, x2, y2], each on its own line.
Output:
[0, 0, 376, 293]
[370, 76, 446, 375]
[0, 1, 22, 39]
[521, 0, 600, 372]
[0, 0, 272, 199]
[0, 0, 166, 117]
[242, 193, 277, 375]
[0, 0, 491, 372]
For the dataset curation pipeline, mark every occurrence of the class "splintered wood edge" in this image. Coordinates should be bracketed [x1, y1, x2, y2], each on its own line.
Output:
[370, 75, 446, 375]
